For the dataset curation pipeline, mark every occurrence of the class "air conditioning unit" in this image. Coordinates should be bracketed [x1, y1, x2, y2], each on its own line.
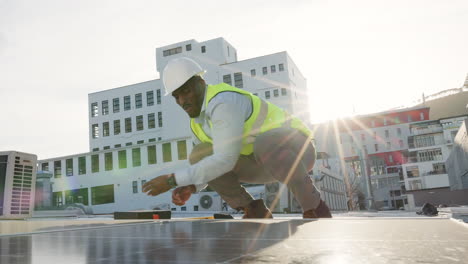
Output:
[198, 193, 222, 211]
[0, 151, 37, 219]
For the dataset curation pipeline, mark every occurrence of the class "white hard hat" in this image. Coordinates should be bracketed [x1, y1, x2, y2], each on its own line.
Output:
[162, 57, 206, 96]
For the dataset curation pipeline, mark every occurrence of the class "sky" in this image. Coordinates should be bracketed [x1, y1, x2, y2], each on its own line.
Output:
[1, 0, 468, 159]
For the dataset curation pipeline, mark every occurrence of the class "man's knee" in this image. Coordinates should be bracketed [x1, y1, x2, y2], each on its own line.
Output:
[189, 143, 213, 165]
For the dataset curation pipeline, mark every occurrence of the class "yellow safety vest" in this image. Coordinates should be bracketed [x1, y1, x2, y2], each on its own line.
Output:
[190, 83, 313, 155]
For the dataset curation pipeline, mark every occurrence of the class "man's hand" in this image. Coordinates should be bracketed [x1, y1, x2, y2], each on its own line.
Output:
[172, 185, 196, 206]
[142, 174, 174, 196]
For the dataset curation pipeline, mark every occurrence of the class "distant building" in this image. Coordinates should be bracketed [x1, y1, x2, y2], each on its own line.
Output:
[314, 107, 431, 210]
[402, 116, 467, 209]
[0, 151, 37, 219]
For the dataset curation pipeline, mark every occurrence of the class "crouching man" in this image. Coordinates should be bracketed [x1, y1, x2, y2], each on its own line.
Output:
[143, 57, 331, 219]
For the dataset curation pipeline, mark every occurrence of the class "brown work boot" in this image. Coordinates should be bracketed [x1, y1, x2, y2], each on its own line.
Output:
[242, 199, 273, 219]
[303, 200, 332, 219]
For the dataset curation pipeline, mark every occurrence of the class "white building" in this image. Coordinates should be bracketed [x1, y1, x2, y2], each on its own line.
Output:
[318, 107, 431, 210]
[37, 37, 333, 214]
[402, 115, 467, 209]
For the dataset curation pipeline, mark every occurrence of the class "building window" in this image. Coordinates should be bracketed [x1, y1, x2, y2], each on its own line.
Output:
[148, 113, 155, 129]
[163, 142, 172, 162]
[251, 69, 256, 76]
[64, 188, 88, 205]
[125, 118, 132, 133]
[91, 154, 99, 173]
[137, 140, 144, 144]
[66, 158, 73, 176]
[223, 74, 232, 85]
[103, 122, 110, 137]
[132, 148, 141, 167]
[397, 128, 402, 136]
[113, 98, 120, 113]
[163, 46, 182, 57]
[273, 89, 279, 97]
[406, 166, 419, 178]
[374, 144, 379, 152]
[141, 180, 147, 191]
[386, 142, 391, 150]
[124, 96, 131, 111]
[385, 130, 389, 138]
[113, 120, 121, 135]
[78, 156, 86, 175]
[271, 65, 276, 73]
[177, 140, 187, 160]
[115, 144, 121, 148]
[103, 146, 110, 150]
[92, 124, 99, 139]
[279, 63, 284, 71]
[104, 152, 113, 171]
[399, 140, 404, 148]
[186, 44, 192, 51]
[132, 181, 138, 194]
[373, 131, 377, 140]
[394, 116, 400, 124]
[118, 150, 127, 169]
[418, 148, 443, 162]
[146, 91, 154, 106]
[54, 160, 62, 178]
[91, 102, 98, 117]
[147, 145, 157, 164]
[102, 100, 109, 115]
[407, 115, 412, 122]
[262, 67, 267, 75]
[41, 162, 49, 171]
[420, 112, 424, 120]
[388, 155, 394, 163]
[234, 72, 243, 88]
[201, 46, 206, 53]
[126, 142, 132, 146]
[91, 184, 114, 205]
[156, 89, 161, 104]
[265, 91, 271, 99]
[281, 88, 287, 96]
[136, 115, 144, 131]
[383, 118, 387, 126]
[158, 112, 163, 127]
[135, 93, 142, 109]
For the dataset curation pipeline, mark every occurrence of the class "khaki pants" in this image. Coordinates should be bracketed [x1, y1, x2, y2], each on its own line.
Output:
[189, 127, 321, 212]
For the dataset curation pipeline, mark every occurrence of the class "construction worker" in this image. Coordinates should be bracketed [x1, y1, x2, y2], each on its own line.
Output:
[142, 57, 331, 218]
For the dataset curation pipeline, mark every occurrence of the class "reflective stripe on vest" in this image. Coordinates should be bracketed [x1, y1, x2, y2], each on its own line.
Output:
[190, 83, 312, 155]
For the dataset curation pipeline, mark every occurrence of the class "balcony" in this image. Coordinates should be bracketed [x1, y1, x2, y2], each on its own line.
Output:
[420, 169, 447, 176]
[410, 126, 443, 136]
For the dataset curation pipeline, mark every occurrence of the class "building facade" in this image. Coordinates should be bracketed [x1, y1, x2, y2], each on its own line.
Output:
[402, 116, 467, 208]
[446, 119, 468, 190]
[330, 107, 431, 210]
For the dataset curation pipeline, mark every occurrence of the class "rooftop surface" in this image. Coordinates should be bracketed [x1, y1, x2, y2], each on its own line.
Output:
[1, 211, 467, 264]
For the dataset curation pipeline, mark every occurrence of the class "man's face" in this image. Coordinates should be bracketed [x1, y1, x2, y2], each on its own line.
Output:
[172, 77, 205, 118]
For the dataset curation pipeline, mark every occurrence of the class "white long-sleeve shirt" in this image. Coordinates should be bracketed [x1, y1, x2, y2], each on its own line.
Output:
[174, 89, 252, 191]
